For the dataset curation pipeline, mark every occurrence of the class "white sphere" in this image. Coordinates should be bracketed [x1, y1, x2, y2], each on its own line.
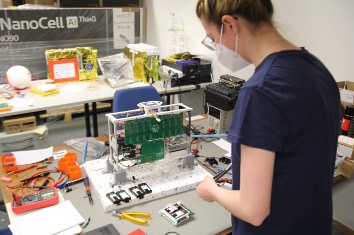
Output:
[5, 65, 32, 89]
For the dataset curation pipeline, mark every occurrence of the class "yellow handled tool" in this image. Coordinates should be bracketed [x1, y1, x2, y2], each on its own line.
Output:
[112, 210, 151, 226]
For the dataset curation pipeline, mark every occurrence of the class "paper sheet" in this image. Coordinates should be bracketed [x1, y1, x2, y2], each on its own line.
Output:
[212, 139, 231, 155]
[9, 200, 84, 235]
[13, 146, 53, 165]
[60, 82, 91, 92]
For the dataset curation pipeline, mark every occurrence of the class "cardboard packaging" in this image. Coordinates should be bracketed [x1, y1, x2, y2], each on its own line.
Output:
[0, 7, 146, 83]
[25, 0, 54, 5]
[101, 0, 140, 7]
[54, 0, 99, 7]
[3, 115, 37, 134]
[337, 158, 354, 179]
[55, 0, 141, 7]
[337, 81, 354, 116]
[338, 135, 354, 160]
[0, 0, 13, 7]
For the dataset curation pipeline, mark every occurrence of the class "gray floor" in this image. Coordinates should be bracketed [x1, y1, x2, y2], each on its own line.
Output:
[0, 100, 350, 234]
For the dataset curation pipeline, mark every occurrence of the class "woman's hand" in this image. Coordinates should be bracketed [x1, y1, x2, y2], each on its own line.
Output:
[196, 175, 218, 202]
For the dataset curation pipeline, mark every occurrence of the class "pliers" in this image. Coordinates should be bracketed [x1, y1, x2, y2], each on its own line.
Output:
[112, 210, 151, 226]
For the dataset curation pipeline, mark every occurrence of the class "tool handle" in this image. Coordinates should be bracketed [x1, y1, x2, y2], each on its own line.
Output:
[11, 164, 37, 174]
[122, 211, 151, 219]
[120, 213, 149, 226]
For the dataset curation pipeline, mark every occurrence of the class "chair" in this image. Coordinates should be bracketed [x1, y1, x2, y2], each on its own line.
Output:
[0, 227, 12, 235]
[112, 86, 162, 112]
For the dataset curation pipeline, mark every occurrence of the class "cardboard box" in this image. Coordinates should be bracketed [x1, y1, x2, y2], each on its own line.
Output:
[337, 81, 354, 116]
[101, 0, 141, 7]
[25, 0, 54, 5]
[0, 7, 146, 83]
[3, 115, 37, 134]
[0, 0, 13, 7]
[338, 135, 354, 160]
[337, 158, 354, 179]
[55, 0, 99, 7]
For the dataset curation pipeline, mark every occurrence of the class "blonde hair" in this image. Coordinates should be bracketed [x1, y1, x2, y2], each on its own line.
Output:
[196, 0, 273, 28]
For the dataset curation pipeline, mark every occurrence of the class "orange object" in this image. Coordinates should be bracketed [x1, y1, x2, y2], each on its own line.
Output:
[67, 165, 82, 180]
[9, 164, 37, 174]
[57, 152, 81, 180]
[58, 152, 77, 172]
[1, 153, 17, 173]
[48, 58, 80, 83]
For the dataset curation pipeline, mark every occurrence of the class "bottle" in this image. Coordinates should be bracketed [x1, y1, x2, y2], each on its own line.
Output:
[341, 105, 354, 136]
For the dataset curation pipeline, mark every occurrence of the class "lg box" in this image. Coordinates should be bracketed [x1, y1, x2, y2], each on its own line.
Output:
[0, 7, 146, 83]
[101, 0, 141, 7]
[55, 0, 100, 7]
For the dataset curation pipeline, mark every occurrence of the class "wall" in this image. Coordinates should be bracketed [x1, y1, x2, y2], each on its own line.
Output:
[143, 0, 354, 230]
[143, 0, 354, 82]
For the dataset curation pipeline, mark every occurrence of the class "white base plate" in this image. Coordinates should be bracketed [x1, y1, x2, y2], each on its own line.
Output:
[84, 158, 211, 212]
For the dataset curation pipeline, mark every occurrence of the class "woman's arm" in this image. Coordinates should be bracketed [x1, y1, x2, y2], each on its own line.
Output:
[196, 144, 275, 226]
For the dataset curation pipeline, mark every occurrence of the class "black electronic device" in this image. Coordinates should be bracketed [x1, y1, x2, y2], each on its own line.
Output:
[116, 190, 131, 203]
[205, 75, 245, 111]
[161, 59, 212, 87]
[129, 186, 145, 199]
[106, 192, 123, 205]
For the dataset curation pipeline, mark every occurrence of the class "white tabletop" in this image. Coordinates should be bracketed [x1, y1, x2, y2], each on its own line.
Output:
[0, 76, 208, 118]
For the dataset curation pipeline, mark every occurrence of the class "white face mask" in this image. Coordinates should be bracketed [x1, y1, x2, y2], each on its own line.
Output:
[216, 24, 250, 72]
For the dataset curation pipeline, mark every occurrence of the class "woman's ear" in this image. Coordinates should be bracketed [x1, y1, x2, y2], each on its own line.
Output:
[221, 15, 238, 33]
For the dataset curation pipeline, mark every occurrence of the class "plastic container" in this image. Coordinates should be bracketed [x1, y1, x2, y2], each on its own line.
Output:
[341, 105, 354, 136]
[1, 153, 17, 173]
[67, 165, 82, 180]
[57, 152, 77, 172]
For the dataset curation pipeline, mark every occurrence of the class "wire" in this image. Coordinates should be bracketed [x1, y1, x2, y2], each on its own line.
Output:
[149, 110, 161, 122]
[190, 133, 227, 138]
[194, 157, 217, 174]
[213, 163, 232, 181]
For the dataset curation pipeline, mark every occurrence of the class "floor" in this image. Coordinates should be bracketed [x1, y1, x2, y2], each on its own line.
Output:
[0, 110, 350, 234]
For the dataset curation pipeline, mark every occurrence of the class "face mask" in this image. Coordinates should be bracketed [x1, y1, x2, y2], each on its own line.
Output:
[216, 24, 250, 72]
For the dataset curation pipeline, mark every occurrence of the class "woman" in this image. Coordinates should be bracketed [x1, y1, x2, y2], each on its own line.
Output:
[195, 0, 341, 234]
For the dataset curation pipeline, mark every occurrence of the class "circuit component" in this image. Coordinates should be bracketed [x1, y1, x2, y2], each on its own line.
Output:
[116, 190, 131, 203]
[138, 183, 152, 195]
[106, 192, 122, 205]
[129, 186, 145, 199]
[219, 157, 231, 164]
[124, 113, 184, 145]
[159, 201, 194, 226]
[139, 139, 164, 163]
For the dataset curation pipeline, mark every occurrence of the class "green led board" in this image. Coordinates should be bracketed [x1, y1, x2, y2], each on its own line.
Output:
[139, 139, 165, 164]
[124, 113, 183, 145]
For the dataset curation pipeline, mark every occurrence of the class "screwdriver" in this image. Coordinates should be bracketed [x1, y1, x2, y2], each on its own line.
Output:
[84, 177, 93, 205]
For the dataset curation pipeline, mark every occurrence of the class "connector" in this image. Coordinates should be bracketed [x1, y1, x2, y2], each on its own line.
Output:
[160, 65, 184, 78]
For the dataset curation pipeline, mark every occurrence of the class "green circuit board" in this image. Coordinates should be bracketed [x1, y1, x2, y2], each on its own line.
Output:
[124, 113, 183, 145]
[139, 139, 165, 163]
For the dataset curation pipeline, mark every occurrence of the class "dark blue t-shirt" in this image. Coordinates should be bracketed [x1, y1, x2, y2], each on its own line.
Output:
[227, 49, 340, 235]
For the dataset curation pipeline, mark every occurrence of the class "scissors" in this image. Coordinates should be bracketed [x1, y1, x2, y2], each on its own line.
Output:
[112, 210, 151, 226]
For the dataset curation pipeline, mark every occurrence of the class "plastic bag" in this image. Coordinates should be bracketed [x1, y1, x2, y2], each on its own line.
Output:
[97, 53, 135, 88]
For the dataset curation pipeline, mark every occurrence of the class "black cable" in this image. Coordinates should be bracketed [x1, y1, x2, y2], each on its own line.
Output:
[213, 163, 232, 181]
[194, 156, 218, 174]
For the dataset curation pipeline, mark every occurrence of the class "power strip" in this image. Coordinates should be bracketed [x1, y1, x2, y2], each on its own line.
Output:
[160, 65, 184, 78]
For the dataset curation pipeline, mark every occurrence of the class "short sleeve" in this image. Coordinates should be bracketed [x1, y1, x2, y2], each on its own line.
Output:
[227, 87, 290, 152]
